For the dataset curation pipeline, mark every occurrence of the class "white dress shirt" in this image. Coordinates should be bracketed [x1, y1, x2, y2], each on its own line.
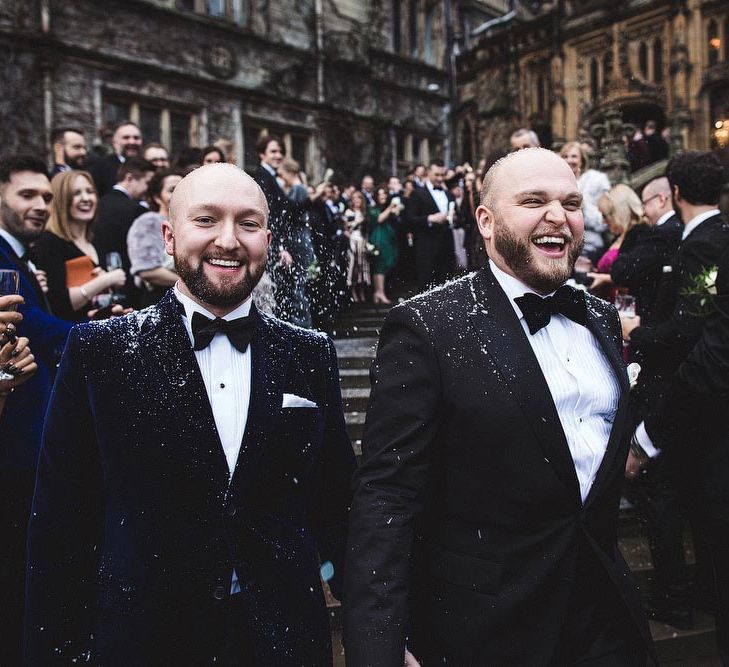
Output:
[174, 285, 252, 593]
[490, 260, 620, 502]
[426, 180, 449, 215]
[682, 208, 720, 241]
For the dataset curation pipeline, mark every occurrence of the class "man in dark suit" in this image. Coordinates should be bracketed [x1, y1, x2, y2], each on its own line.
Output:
[86, 120, 143, 196]
[405, 159, 455, 292]
[611, 176, 682, 326]
[344, 148, 654, 665]
[610, 175, 689, 627]
[0, 154, 75, 664]
[94, 156, 154, 306]
[640, 244, 729, 661]
[623, 151, 729, 642]
[49, 127, 88, 178]
[25, 164, 356, 665]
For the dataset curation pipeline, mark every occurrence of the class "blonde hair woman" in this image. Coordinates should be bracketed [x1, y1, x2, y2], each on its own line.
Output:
[587, 183, 646, 299]
[31, 171, 125, 321]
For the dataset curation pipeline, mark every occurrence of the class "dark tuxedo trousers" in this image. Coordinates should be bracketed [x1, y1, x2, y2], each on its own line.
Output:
[0, 236, 73, 665]
[405, 186, 455, 291]
[343, 266, 655, 666]
[25, 291, 356, 665]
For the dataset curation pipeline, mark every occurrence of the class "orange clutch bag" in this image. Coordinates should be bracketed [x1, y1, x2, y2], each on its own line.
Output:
[65, 255, 95, 288]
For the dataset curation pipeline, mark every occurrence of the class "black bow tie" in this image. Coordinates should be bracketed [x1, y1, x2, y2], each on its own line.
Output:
[190, 310, 256, 353]
[431, 186, 444, 192]
[514, 286, 587, 335]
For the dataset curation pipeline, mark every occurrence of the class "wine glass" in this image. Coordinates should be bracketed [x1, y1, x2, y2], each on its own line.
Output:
[615, 293, 636, 318]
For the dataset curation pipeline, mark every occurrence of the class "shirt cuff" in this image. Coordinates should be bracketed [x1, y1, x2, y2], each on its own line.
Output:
[636, 421, 661, 458]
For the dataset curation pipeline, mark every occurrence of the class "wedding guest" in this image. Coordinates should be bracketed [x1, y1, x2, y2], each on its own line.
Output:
[32, 171, 126, 322]
[368, 187, 399, 304]
[127, 169, 183, 307]
[344, 190, 370, 302]
[587, 184, 646, 302]
[201, 145, 226, 165]
[143, 143, 170, 170]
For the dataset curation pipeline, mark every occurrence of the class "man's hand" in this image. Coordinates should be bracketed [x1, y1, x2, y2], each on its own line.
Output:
[34, 269, 49, 293]
[620, 312, 640, 341]
[428, 212, 448, 225]
[0, 295, 23, 343]
[86, 304, 133, 320]
[0, 336, 37, 392]
[404, 649, 421, 667]
[279, 250, 294, 268]
[625, 450, 648, 480]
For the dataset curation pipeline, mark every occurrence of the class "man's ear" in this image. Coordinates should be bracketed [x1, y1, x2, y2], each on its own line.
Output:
[475, 204, 494, 241]
[672, 184, 681, 203]
[161, 219, 174, 257]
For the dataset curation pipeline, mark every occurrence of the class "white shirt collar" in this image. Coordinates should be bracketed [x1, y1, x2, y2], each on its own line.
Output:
[261, 162, 276, 177]
[682, 209, 720, 241]
[0, 228, 27, 257]
[655, 210, 675, 227]
[489, 259, 557, 321]
[174, 283, 252, 346]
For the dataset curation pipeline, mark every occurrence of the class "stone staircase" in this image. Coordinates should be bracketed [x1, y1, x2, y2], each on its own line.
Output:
[328, 303, 721, 666]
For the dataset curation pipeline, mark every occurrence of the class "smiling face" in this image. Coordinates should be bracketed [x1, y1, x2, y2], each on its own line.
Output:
[163, 164, 271, 316]
[562, 145, 582, 178]
[112, 123, 142, 159]
[259, 140, 283, 170]
[0, 170, 53, 244]
[68, 174, 97, 223]
[62, 131, 87, 168]
[476, 149, 584, 294]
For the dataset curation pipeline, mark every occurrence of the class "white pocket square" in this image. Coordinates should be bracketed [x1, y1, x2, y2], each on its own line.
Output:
[282, 393, 318, 409]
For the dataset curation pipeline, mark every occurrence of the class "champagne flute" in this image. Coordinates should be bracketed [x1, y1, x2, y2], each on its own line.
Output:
[0, 269, 20, 381]
[105, 252, 125, 305]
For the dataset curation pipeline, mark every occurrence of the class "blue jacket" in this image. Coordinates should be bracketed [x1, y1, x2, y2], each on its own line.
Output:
[0, 235, 73, 471]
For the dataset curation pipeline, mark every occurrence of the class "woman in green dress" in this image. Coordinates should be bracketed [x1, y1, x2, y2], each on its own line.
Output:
[368, 187, 400, 304]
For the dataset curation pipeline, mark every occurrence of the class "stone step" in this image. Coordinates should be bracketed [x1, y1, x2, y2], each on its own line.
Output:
[339, 368, 371, 389]
[329, 325, 381, 339]
[345, 412, 365, 442]
[341, 387, 370, 413]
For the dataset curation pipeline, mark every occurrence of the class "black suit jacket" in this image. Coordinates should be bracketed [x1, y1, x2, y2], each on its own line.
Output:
[630, 213, 729, 378]
[645, 244, 729, 520]
[253, 165, 290, 265]
[343, 266, 653, 665]
[405, 186, 455, 281]
[94, 188, 147, 303]
[87, 154, 123, 196]
[610, 214, 682, 325]
[25, 291, 356, 664]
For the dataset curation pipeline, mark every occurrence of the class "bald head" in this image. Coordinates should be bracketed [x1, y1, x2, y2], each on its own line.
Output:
[641, 176, 673, 225]
[480, 147, 577, 210]
[168, 163, 269, 226]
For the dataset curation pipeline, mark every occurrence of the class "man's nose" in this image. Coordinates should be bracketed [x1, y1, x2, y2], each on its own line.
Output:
[544, 200, 567, 224]
[214, 221, 240, 250]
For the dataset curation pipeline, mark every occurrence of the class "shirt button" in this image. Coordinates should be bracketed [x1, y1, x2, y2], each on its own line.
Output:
[213, 585, 226, 600]
[220, 383, 225, 389]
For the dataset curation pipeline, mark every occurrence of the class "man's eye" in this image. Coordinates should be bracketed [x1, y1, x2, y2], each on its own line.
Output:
[240, 220, 260, 229]
[521, 198, 542, 206]
[564, 201, 581, 210]
[195, 217, 215, 224]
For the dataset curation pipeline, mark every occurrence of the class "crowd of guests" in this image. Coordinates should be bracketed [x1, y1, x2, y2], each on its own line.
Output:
[1, 116, 728, 662]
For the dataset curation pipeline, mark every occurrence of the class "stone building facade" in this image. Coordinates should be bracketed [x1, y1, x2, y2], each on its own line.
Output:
[0, 0, 496, 182]
[455, 0, 729, 167]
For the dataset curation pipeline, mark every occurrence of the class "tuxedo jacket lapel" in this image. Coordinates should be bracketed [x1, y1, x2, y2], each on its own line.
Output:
[0, 236, 51, 313]
[583, 304, 629, 507]
[468, 268, 582, 505]
[229, 311, 291, 492]
[138, 292, 229, 486]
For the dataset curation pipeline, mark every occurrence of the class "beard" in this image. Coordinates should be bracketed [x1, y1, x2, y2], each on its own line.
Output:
[0, 201, 45, 245]
[65, 152, 86, 169]
[492, 213, 583, 294]
[174, 250, 264, 309]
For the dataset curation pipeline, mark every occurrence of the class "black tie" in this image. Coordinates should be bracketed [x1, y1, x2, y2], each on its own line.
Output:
[514, 286, 588, 335]
[190, 310, 256, 353]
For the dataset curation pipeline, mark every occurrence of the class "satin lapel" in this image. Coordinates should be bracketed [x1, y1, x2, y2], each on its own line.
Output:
[229, 311, 291, 492]
[467, 268, 582, 505]
[583, 304, 630, 507]
[137, 292, 229, 485]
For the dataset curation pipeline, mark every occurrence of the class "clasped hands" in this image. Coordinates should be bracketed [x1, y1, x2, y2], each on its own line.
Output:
[0, 295, 37, 394]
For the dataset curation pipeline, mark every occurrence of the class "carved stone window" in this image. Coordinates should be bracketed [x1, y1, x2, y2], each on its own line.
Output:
[653, 38, 663, 82]
[708, 19, 720, 67]
[176, 0, 248, 26]
[590, 57, 599, 102]
[638, 41, 648, 79]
